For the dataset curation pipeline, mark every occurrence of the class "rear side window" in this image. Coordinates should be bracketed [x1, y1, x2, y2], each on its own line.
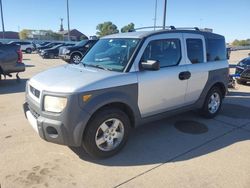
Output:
[206, 38, 226, 62]
[142, 39, 181, 68]
[186, 39, 204, 64]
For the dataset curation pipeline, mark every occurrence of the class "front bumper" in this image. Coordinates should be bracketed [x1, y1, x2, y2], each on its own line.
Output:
[59, 54, 71, 62]
[235, 67, 250, 81]
[23, 90, 91, 147]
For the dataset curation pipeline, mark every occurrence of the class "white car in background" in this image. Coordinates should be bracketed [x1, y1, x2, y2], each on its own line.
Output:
[8, 41, 36, 54]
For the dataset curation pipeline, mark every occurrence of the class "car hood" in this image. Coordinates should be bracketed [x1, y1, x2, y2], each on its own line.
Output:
[29, 64, 135, 93]
[65, 45, 82, 51]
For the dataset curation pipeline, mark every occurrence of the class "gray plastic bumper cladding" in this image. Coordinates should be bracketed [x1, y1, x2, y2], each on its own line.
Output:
[24, 91, 91, 147]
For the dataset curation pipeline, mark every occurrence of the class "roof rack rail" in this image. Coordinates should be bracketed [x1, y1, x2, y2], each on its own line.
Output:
[131, 26, 212, 33]
[173, 27, 200, 31]
[134, 26, 176, 31]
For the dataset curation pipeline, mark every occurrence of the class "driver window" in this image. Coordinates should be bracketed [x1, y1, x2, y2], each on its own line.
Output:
[141, 39, 182, 68]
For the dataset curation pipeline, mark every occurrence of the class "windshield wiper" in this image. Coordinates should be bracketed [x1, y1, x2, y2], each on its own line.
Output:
[82, 63, 112, 71]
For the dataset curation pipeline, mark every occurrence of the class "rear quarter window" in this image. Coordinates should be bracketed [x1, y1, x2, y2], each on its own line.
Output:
[206, 38, 226, 62]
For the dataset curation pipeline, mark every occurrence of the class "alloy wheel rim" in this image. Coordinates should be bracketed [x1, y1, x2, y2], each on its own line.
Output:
[73, 55, 81, 63]
[208, 92, 220, 114]
[95, 118, 125, 151]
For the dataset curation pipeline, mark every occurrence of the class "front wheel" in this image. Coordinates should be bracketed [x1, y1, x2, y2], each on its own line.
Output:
[200, 87, 223, 119]
[71, 54, 82, 64]
[82, 108, 131, 158]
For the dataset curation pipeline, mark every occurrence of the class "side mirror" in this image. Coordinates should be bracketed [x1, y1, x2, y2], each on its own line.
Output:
[141, 60, 160, 71]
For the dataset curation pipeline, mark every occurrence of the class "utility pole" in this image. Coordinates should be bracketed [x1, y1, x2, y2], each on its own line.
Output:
[153, 0, 158, 30]
[163, 0, 167, 29]
[0, 0, 5, 39]
[66, 0, 70, 41]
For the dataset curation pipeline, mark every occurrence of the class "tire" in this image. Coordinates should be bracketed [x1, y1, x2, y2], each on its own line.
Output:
[236, 79, 247, 85]
[200, 87, 223, 119]
[26, 48, 32, 54]
[82, 108, 131, 158]
[71, 53, 82, 64]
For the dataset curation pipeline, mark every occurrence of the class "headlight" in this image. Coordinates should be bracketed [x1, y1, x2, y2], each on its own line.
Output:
[44, 96, 67, 113]
[238, 62, 244, 67]
[64, 49, 70, 54]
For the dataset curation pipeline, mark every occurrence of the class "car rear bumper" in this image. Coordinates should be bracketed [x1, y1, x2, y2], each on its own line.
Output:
[4, 62, 25, 74]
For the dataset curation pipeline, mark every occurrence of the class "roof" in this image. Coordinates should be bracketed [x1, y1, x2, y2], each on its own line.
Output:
[101, 29, 224, 40]
[0, 31, 19, 39]
[58, 29, 84, 36]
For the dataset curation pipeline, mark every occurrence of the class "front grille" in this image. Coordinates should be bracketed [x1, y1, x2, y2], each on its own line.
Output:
[241, 69, 250, 79]
[29, 85, 40, 99]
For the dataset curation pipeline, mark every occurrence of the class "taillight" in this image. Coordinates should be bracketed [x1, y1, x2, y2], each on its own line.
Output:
[17, 49, 23, 63]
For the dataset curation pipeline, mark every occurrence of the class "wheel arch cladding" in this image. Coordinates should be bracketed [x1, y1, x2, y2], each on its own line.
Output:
[76, 84, 140, 144]
[71, 51, 83, 57]
[89, 102, 136, 128]
[213, 82, 227, 97]
[196, 68, 228, 108]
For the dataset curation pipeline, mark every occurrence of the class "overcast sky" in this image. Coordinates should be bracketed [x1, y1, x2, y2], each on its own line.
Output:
[1, 0, 249, 42]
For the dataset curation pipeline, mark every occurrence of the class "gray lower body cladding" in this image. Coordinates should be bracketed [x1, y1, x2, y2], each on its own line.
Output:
[23, 68, 228, 147]
[1, 62, 25, 74]
[24, 83, 139, 147]
[194, 67, 228, 108]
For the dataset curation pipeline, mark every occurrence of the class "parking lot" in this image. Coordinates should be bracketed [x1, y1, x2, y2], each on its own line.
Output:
[0, 51, 250, 188]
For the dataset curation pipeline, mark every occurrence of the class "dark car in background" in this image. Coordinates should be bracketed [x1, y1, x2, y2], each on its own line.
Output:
[227, 47, 231, 59]
[0, 43, 25, 80]
[37, 42, 63, 53]
[36, 42, 51, 48]
[59, 39, 97, 64]
[40, 43, 75, 59]
[235, 57, 250, 84]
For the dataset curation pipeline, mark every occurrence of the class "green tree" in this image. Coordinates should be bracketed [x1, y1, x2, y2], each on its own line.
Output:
[121, 23, 135, 33]
[45, 31, 63, 41]
[96, 21, 119, 37]
[19, 29, 30, 39]
[80, 35, 88, 40]
[232, 39, 250, 46]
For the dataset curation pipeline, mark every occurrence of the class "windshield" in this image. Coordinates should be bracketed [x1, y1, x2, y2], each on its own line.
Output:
[81, 38, 140, 72]
[51, 44, 63, 49]
[75, 40, 88, 47]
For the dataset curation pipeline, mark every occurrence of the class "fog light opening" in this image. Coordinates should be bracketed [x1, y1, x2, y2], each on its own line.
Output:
[46, 126, 58, 138]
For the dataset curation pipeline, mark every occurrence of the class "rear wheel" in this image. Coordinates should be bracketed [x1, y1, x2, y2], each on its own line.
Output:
[200, 87, 222, 119]
[82, 108, 131, 158]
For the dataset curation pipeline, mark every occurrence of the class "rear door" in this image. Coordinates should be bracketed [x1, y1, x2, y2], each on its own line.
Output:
[183, 34, 208, 104]
[136, 33, 189, 118]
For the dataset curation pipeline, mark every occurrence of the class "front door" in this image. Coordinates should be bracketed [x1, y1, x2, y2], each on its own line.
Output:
[137, 34, 188, 118]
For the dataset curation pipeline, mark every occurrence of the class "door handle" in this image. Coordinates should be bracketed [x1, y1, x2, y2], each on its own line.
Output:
[179, 71, 191, 80]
